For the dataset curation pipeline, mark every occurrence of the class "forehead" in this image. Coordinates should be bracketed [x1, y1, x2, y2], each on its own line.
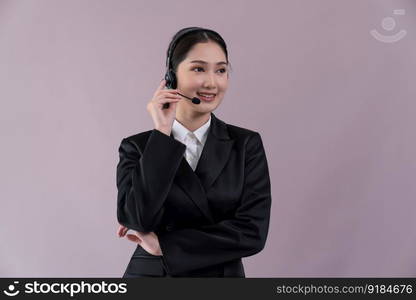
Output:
[183, 41, 226, 63]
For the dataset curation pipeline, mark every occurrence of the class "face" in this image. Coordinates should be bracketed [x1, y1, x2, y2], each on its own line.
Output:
[175, 41, 229, 115]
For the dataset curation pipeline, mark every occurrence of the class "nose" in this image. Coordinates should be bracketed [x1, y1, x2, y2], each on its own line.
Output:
[202, 72, 216, 89]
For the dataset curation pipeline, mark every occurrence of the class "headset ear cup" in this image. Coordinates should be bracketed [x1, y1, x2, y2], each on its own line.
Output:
[165, 28, 205, 90]
[171, 72, 177, 89]
[165, 70, 177, 89]
[164, 72, 171, 88]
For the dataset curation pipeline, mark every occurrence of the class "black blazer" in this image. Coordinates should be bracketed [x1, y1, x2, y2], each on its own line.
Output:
[116, 112, 272, 277]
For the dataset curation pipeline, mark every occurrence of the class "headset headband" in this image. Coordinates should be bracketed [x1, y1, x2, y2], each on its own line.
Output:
[165, 27, 206, 71]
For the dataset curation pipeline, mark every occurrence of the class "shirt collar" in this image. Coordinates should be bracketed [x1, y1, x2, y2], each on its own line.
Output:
[172, 115, 211, 145]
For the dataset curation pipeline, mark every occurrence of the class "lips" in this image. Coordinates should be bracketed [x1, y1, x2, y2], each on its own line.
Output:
[197, 92, 216, 101]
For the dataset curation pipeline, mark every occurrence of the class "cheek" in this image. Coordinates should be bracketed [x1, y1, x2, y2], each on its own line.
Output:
[184, 77, 203, 89]
[220, 77, 228, 88]
[177, 71, 198, 86]
[219, 83, 228, 93]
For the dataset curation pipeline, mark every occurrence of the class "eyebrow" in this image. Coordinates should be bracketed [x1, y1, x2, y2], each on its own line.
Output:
[189, 60, 228, 66]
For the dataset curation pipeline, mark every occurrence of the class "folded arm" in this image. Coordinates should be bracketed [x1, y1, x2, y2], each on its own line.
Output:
[158, 132, 272, 275]
[116, 129, 186, 232]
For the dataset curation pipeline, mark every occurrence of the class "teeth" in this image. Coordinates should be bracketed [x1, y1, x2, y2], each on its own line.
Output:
[198, 93, 215, 98]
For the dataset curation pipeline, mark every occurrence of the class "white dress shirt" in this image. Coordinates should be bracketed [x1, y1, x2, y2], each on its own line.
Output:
[171, 115, 211, 171]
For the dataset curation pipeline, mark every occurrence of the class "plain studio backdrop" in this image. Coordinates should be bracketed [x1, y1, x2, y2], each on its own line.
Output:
[0, 0, 415, 277]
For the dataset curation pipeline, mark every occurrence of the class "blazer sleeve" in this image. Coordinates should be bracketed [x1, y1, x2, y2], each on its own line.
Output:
[116, 129, 186, 232]
[158, 132, 272, 275]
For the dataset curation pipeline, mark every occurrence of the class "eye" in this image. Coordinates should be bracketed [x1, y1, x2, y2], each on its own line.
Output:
[192, 67, 227, 73]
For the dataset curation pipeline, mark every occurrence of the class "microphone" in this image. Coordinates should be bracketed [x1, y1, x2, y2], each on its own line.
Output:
[177, 92, 201, 104]
[162, 92, 201, 109]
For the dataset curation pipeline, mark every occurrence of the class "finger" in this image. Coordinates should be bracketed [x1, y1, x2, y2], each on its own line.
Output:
[157, 79, 167, 91]
[117, 225, 130, 238]
[158, 97, 181, 104]
[117, 225, 125, 237]
[120, 227, 128, 237]
[126, 234, 141, 244]
[155, 97, 181, 105]
[157, 89, 180, 98]
[159, 91, 181, 98]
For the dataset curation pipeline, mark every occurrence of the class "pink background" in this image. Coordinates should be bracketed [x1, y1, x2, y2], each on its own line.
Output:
[1, 0, 415, 277]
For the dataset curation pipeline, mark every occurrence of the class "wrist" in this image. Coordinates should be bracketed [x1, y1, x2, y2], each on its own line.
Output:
[156, 127, 171, 136]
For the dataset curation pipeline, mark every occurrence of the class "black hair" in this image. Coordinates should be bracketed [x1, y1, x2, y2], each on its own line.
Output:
[166, 27, 232, 74]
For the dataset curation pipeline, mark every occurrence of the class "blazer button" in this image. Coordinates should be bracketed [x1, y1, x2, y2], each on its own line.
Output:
[166, 225, 174, 232]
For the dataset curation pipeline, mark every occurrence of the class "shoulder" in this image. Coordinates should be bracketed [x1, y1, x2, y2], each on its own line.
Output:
[222, 120, 264, 148]
[118, 129, 154, 154]
[123, 129, 153, 144]
[222, 123, 268, 168]
[219, 120, 266, 161]
[119, 128, 185, 155]
[226, 123, 258, 140]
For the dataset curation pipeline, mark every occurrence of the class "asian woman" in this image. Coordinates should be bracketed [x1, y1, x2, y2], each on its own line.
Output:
[116, 27, 272, 277]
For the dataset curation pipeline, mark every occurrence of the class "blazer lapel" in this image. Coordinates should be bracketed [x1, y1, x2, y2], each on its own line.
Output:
[170, 112, 234, 224]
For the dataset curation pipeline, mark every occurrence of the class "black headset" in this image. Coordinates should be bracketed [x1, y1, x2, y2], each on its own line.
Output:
[164, 27, 207, 89]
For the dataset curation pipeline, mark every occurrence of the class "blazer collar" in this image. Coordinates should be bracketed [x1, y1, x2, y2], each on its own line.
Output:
[170, 112, 234, 224]
[171, 115, 211, 146]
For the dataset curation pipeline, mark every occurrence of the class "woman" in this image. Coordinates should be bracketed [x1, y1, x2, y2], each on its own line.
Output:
[116, 27, 272, 277]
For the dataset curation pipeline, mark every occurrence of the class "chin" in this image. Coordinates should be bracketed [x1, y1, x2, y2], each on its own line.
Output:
[193, 107, 213, 114]
[197, 101, 221, 112]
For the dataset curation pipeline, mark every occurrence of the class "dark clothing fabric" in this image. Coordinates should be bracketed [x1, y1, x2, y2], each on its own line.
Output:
[117, 112, 271, 277]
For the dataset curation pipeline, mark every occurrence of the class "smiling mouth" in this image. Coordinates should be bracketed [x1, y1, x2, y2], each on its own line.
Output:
[197, 92, 216, 101]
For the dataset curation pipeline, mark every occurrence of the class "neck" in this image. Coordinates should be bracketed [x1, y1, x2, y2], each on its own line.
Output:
[176, 110, 211, 132]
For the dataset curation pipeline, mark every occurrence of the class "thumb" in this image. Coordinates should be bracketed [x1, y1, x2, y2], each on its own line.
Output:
[158, 79, 167, 91]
